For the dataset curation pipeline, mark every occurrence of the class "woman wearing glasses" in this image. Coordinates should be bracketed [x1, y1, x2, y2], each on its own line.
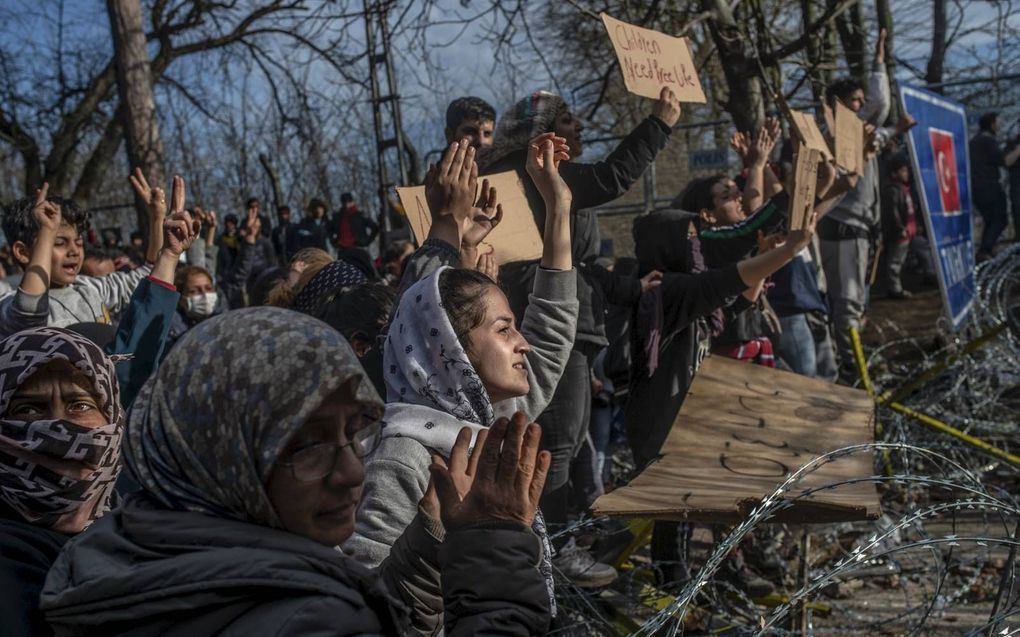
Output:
[39, 308, 553, 636]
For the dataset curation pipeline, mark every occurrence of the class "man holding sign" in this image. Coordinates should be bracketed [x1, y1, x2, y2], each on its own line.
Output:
[476, 83, 687, 587]
[815, 30, 893, 383]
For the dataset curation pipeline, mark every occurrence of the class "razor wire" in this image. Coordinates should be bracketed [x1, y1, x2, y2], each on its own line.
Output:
[549, 247, 1020, 636]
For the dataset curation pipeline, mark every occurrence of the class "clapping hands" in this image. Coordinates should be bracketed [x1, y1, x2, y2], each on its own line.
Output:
[422, 413, 550, 531]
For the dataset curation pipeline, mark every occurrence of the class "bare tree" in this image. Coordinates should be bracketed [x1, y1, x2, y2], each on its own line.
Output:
[108, 0, 165, 234]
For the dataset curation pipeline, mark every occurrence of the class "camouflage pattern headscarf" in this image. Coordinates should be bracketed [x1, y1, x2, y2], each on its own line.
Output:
[0, 327, 122, 532]
[126, 307, 383, 527]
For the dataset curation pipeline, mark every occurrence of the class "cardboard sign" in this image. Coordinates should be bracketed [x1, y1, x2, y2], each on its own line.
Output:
[834, 100, 864, 175]
[592, 356, 879, 524]
[395, 170, 543, 265]
[789, 110, 833, 161]
[601, 13, 706, 103]
[789, 144, 821, 230]
[900, 84, 975, 330]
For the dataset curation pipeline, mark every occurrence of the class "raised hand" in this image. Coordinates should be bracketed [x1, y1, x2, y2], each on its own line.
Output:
[462, 178, 504, 249]
[242, 207, 261, 245]
[525, 133, 571, 205]
[476, 249, 498, 283]
[746, 120, 780, 168]
[162, 176, 198, 256]
[756, 229, 788, 254]
[652, 86, 682, 128]
[424, 140, 480, 247]
[787, 210, 818, 253]
[129, 168, 167, 221]
[31, 182, 61, 234]
[162, 210, 200, 257]
[730, 131, 750, 161]
[875, 28, 887, 65]
[428, 413, 550, 530]
[816, 159, 837, 196]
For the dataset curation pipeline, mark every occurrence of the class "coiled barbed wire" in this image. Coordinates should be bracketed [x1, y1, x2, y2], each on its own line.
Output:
[552, 248, 1019, 636]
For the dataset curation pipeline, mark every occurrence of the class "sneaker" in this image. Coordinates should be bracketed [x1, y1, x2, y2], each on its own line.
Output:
[553, 538, 618, 588]
[887, 289, 913, 300]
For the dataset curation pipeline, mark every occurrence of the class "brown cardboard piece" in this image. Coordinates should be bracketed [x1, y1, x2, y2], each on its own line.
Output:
[601, 13, 706, 103]
[789, 144, 822, 231]
[789, 110, 834, 161]
[592, 356, 880, 524]
[395, 170, 543, 265]
[834, 100, 864, 175]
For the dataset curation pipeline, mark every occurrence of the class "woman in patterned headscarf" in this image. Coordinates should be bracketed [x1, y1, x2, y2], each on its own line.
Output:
[0, 327, 123, 637]
[40, 308, 554, 636]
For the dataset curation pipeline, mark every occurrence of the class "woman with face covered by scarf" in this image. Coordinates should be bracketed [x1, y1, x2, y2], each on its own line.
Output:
[0, 327, 123, 637]
[345, 136, 578, 634]
[39, 308, 553, 636]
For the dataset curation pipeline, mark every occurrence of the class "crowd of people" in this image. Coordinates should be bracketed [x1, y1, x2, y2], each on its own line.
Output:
[0, 26, 1017, 635]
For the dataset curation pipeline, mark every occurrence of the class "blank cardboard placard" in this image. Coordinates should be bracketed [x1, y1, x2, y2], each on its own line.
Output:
[789, 144, 822, 231]
[601, 13, 706, 103]
[789, 110, 833, 161]
[395, 170, 543, 265]
[592, 356, 879, 524]
[834, 100, 864, 175]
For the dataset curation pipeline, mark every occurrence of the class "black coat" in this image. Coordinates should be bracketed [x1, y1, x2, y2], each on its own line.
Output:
[294, 217, 330, 251]
[0, 505, 68, 637]
[271, 222, 299, 264]
[881, 182, 911, 243]
[626, 211, 748, 467]
[488, 116, 672, 346]
[40, 494, 551, 636]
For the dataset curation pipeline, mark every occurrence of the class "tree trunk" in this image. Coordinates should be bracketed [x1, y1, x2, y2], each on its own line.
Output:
[107, 0, 165, 238]
[702, 0, 764, 133]
[72, 105, 124, 203]
[801, 0, 827, 105]
[258, 153, 284, 214]
[926, 0, 947, 91]
[835, 1, 866, 80]
[875, 0, 899, 121]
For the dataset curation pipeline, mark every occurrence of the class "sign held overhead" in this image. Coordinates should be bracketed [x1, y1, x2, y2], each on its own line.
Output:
[601, 13, 706, 103]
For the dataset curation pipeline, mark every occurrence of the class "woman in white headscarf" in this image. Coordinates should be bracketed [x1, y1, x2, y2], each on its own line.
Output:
[346, 136, 578, 633]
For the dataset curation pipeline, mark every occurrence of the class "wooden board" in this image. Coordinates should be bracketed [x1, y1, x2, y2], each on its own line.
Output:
[789, 144, 821, 231]
[601, 13, 706, 103]
[395, 170, 543, 265]
[593, 356, 880, 524]
[834, 100, 864, 175]
[789, 110, 834, 161]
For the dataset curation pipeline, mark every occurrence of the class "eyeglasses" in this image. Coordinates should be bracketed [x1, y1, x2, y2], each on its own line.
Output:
[278, 417, 385, 482]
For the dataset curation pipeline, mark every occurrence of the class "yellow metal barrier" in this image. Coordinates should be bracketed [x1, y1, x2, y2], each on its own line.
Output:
[850, 326, 1020, 469]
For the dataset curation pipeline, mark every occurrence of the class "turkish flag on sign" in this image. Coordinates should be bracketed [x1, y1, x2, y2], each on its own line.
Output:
[929, 128, 961, 215]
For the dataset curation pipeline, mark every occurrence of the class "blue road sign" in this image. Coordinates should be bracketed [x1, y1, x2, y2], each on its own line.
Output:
[900, 84, 975, 330]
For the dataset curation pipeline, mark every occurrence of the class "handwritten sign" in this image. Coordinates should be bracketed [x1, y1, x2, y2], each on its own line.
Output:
[395, 170, 543, 265]
[789, 110, 834, 161]
[789, 143, 821, 231]
[601, 13, 706, 103]
[834, 100, 864, 175]
[593, 356, 879, 524]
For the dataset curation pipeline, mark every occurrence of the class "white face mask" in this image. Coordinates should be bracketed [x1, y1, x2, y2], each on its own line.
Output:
[185, 291, 218, 319]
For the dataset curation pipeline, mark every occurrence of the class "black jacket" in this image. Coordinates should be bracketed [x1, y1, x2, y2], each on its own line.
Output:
[626, 211, 748, 467]
[271, 222, 299, 264]
[488, 116, 672, 346]
[881, 182, 911, 242]
[294, 217, 330, 251]
[0, 505, 68, 637]
[40, 494, 551, 636]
